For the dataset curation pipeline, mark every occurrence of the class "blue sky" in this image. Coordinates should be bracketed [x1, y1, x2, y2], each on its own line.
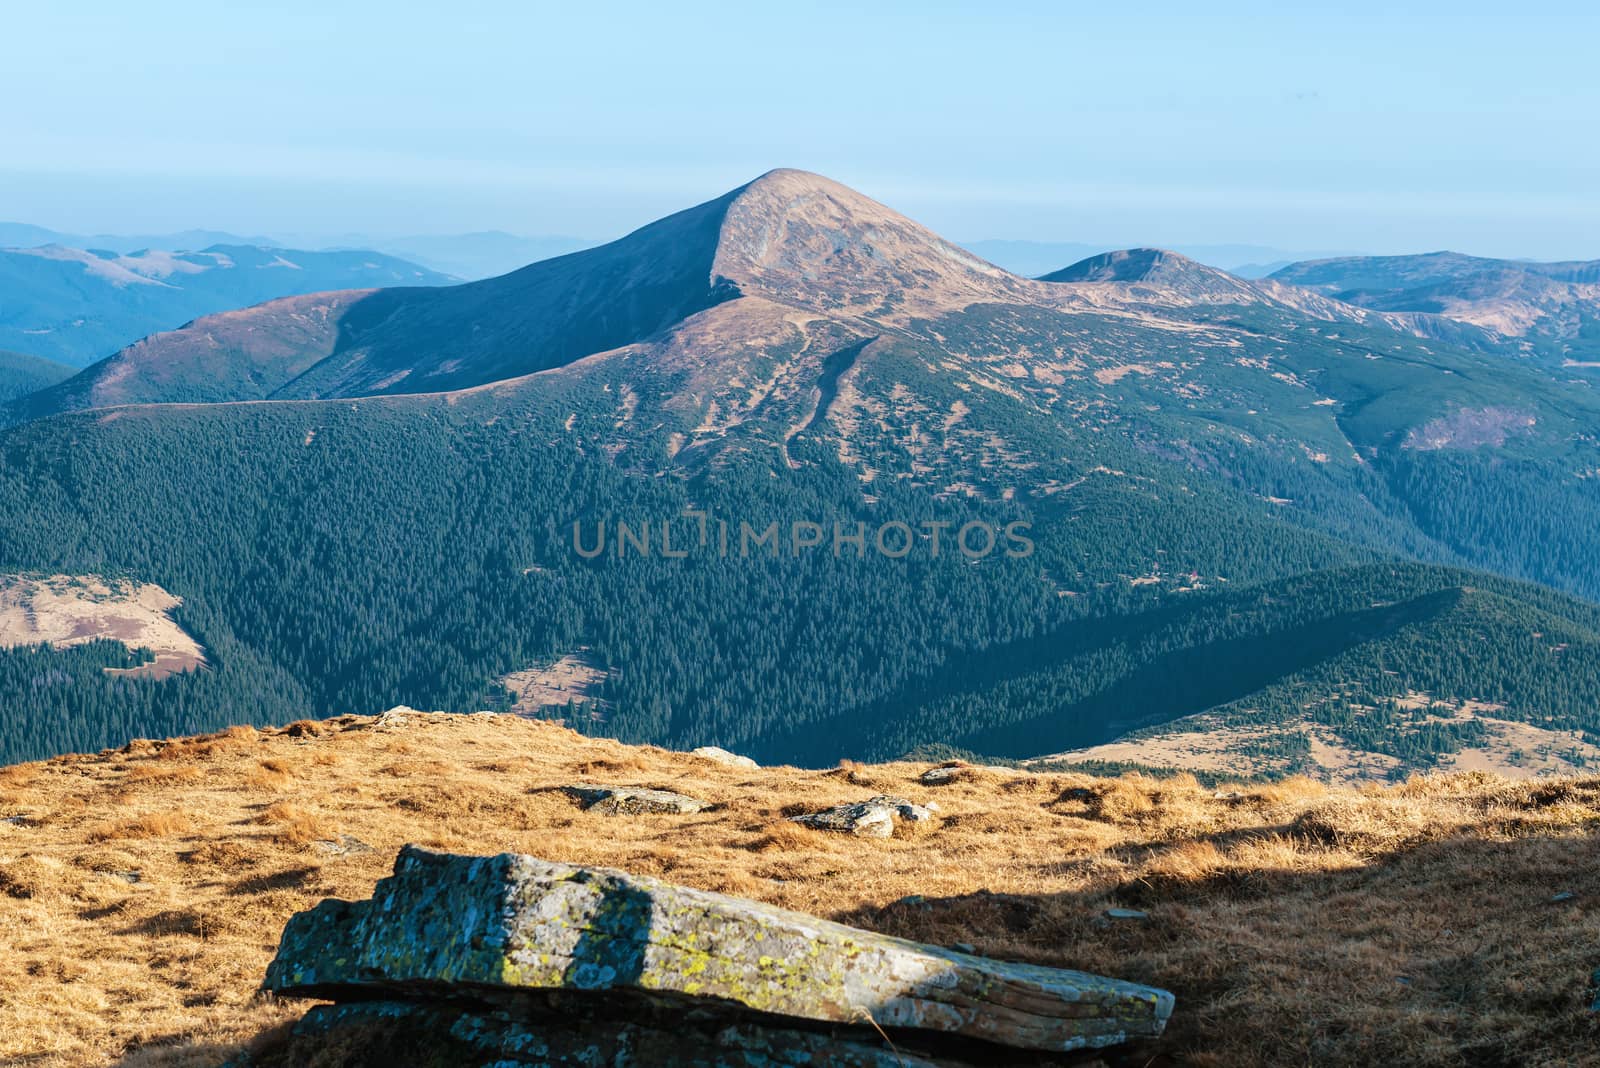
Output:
[3, 1, 1597, 257]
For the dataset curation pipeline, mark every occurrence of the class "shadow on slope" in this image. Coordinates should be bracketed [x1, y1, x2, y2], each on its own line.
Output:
[836, 813, 1600, 1068]
[102, 789, 1600, 1068]
[754, 579, 1466, 767]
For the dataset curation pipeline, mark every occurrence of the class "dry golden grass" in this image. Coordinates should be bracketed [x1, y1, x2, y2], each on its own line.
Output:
[85, 813, 196, 843]
[123, 765, 206, 787]
[1, 712, 1597, 1067]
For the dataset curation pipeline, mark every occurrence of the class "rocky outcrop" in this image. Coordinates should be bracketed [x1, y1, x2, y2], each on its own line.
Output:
[562, 784, 708, 815]
[789, 794, 937, 837]
[257, 847, 1173, 1066]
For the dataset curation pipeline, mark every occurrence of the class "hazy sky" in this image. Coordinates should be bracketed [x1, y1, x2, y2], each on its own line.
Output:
[3, 2, 1597, 257]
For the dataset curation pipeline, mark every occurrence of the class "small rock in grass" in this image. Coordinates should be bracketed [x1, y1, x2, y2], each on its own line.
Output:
[789, 796, 937, 837]
[564, 784, 709, 815]
[314, 834, 376, 857]
[691, 746, 759, 769]
[790, 801, 896, 837]
[371, 707, 415, 731]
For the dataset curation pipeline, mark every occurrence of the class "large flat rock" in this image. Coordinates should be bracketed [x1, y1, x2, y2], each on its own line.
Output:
[263, 846, 1173, 1055]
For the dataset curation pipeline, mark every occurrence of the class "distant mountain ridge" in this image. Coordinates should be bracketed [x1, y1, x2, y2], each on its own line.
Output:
[964, 239, 1355, 279]
[1040, 247, 1269, 302]
[1271, 251, 1600, 367]
[0, 242, 455, 369]
[0, 173, 1427, 422]
[13, 169, 1034, 415]
[0, 222, 282, 253]
[0, 221, 593, 282]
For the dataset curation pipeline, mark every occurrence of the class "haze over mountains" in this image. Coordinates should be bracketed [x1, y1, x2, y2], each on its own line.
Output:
[0, 222, 281, 254]
[1, 221, 1339, 283]
[3, 169, 1600, 781]
[0, 221, 592, 282]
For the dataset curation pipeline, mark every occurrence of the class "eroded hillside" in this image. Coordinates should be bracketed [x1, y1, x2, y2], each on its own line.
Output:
[1, 712, 1596, 1067]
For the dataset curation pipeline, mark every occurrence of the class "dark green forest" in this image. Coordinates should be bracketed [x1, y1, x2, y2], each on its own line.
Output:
[7, 170, 1600, 777]
[1, 377, 1598, 772]
[0, 350, 73, 405]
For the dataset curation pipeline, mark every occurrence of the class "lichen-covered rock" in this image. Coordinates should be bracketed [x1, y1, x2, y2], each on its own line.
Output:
[790, 794, 934, 836]
[563, 784, 708, 814]
[691, 745, 759, 769]
[263, 847, 1174, 1054]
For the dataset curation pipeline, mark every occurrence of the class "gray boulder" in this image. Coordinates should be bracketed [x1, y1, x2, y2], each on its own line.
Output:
[563, 784, 708, 815]
[789, 794, 935, 836]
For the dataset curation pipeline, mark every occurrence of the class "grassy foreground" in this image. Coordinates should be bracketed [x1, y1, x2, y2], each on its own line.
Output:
[1, 712, 1597, 1067]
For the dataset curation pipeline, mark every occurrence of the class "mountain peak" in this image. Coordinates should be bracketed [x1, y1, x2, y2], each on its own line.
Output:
[709, 169, 1020, 315]
[1040, 247, 1259, 303]
[1040, 248, 1197, 283]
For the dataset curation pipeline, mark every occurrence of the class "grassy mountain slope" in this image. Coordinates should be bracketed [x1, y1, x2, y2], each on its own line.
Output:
[0, 391, 1372, 764]
[2, 172, 1600, 774]
[2, 187, 744, 421]
[1, 712, 1597, 1068]
[0, 356, 1597, 773]
[764, 563, 1600, 769]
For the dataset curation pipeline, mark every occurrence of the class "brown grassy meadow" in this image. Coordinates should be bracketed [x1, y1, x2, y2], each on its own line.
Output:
[1, 712, 1597, 1067]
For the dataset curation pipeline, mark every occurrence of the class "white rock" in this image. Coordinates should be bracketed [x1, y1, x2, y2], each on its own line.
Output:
[692, 745, 759, 769]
